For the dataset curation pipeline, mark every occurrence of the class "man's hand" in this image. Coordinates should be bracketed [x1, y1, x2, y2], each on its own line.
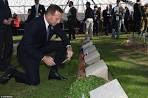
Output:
[42, 56, 56, 67]
[3, 18, 12, 25]
[67, 47, 73, 60]
[8, 18, 13, 23]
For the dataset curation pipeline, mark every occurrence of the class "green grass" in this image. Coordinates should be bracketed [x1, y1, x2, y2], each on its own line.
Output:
[0, 34, 148, 98]
[0, 36, 80, 98]
[93, 35, 148, 98]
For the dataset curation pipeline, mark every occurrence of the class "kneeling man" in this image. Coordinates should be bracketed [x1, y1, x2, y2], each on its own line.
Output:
[0, 4, 73, 85]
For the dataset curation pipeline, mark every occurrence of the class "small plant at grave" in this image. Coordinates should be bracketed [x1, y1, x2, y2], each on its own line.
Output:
[67, 75, 106, 98]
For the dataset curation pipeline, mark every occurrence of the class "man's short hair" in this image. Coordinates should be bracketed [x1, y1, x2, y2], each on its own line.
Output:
[45, 4, 63, 15]
[94, 5, 97, 8]
[86, 2, 90, 6]
[69, 1, 73, 5]
[137, 0, 140, 2]
[117, 0, 120, 3]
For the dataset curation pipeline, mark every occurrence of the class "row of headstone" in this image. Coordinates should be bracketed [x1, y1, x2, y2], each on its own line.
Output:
[81, 37, 108, 80]
[85, 60, 108, 80]
[81, 37, 128, 98]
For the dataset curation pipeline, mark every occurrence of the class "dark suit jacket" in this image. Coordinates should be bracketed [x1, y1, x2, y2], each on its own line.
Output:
[133, 3, 142, 20]
[84, 7, 94, 21]
[124, 8, 130, 21]
[94, 10, 101, 21]
[0, 0, 12, 24]
[103, 9, 112, 23]
[67, 7, 77, 27]
[17, 16, 70, 65]
[30, 4, 45, 20]
[67, 7, 77, 20]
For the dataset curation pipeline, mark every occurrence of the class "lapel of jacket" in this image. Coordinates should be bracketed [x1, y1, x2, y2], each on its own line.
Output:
[40, 16, 49, 41]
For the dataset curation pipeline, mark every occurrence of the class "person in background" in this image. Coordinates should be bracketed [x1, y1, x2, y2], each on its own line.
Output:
[124, 6, 130, 32]
[12, 13, 21, 35]
[109, 4, 112, 12]
[133, 0, 142, 34]
[121, 6, 127, 33]
[30, 0, 45, 20]
[84, 2, 94, 39]
[0, 0, 13, 71]
[25, 9, 32, 23]
[67, 1, 77, 40]
[112, 0, 123, 39]
[103, 5, 112, 36]
[109, 4, 113, 34]
[93, 5, 100, 36]
[141, 4, 148, 33]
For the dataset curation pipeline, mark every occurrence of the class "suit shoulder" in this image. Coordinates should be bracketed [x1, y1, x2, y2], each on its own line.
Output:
[40, 4, 45, 7]
[26, 17, 43, 26]
[31, 5, 35, 8]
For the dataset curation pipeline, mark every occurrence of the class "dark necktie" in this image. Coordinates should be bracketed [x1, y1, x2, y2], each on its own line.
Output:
[47, 25, 53, 40]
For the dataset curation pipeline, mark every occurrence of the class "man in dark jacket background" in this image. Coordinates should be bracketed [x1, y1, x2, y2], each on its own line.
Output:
[133, 0, 142, 34]
[0, 0, 13, 71]
[30, 0, 46, 20]
[67, 1, 77, 40]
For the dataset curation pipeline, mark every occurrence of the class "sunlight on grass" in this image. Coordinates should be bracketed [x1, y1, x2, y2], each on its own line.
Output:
[0, 34, 148, 98]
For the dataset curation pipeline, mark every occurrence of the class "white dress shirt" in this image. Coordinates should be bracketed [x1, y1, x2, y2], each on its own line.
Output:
[44, 15, 71, 48]
[35, 4, 39, 17]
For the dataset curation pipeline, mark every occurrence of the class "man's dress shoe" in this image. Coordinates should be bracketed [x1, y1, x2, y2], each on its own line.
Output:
[0, 67, 16, 84]
[48, 72, 67, 80]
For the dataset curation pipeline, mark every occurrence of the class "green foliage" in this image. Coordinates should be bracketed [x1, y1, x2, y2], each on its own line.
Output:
[0, 35, 148, 98]
[67, 76, 106, 98]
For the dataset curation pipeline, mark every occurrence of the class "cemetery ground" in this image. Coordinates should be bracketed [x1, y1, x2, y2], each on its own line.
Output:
[0, 34, 148, 98]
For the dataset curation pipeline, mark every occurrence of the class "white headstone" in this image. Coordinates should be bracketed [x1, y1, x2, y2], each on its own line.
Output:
[85, 60, 108, 80]
[89, 79, 128, 98]
[84, 51, 100, 65]
[83, 45, 97, 55]
[83, 36, 91, 44]
[82, 41, 93, 49]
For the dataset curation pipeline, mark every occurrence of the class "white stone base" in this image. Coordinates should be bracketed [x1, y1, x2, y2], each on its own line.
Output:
[89, 79, 128, 98]
[85, 60, 108, 80]
[83, 45, 97, 55]
[82, 36, 91, 44]
[84, 51, 100, 65]
[81, 41, 93, 49]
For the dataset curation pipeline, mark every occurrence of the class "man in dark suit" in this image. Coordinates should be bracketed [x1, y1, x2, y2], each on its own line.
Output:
[93, 6, 100, 36]
[124, 6, 130, 32]
[112, 0, 123, 39]
[103, 5, 112, 36]
[84, 2, 94, 39]
[67, 1, 77, 40]
[30, 0, 45, 20]
[0, 4, 73, 85]
[0, 0, 13, 71]
[133, 0, 142, 34]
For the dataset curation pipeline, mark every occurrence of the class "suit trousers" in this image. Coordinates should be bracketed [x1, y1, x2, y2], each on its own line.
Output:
[15, 41, 67, 85]
[85, 18, 93, 38]
[0, 25, 13, 71]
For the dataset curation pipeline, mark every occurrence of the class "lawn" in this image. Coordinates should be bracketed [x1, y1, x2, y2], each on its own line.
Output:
[0, 34, 148, 98]
[93, 36, 148, 98]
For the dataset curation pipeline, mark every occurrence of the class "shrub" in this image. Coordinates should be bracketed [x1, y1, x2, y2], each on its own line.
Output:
[67, 75, 106, 98]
